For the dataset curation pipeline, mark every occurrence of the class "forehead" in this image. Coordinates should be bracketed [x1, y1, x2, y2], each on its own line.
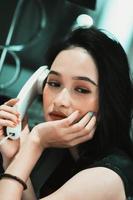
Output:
[51, 47, 98, 82]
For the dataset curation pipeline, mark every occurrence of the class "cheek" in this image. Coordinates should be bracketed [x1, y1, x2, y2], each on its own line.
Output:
[76, 96, 99, 116]
[88, 96, 99, 112]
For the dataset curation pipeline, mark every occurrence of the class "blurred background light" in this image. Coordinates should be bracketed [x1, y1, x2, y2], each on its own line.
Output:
[75, 14, 93, 27]
[97, 0, 133, 52]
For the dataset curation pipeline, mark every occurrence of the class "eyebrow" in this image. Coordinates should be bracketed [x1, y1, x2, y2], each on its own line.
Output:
[49, 70, 98, 86]
[73, 76, 98, 86]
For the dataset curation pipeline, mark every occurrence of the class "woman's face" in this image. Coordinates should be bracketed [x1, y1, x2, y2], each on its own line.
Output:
[43, 47, 99, 122]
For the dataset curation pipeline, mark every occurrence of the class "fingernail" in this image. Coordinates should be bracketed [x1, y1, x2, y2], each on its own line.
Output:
[12, 122, 17, 127]
[74, 110, 79, 115]
[88, 111, 94, 118]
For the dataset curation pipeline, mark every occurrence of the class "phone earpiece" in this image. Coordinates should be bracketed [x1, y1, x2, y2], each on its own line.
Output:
[6, 66, 49, 140]
[37, 68, 49, 94]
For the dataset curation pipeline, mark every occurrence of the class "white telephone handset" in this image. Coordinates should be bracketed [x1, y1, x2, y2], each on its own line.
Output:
[6, 65, 49, 140]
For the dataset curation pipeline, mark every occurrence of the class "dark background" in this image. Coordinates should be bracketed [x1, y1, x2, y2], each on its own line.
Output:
[0, 0, 96, 69]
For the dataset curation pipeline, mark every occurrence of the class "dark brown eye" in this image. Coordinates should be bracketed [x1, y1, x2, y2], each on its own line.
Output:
[75, 87, 91, 94]
[46, 81, 60, 87]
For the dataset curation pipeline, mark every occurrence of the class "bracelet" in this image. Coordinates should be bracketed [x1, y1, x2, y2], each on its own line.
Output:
[0, 173, 27, 190]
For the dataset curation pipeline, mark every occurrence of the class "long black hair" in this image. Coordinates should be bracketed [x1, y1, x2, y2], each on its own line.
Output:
[45, 26, 133, 159]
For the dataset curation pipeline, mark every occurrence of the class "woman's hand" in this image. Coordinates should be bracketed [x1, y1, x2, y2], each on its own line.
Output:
[0, 99, 29, 169]
[30, 111, 96, 150]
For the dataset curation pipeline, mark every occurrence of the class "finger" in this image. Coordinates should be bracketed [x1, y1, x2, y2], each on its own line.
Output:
[84, 115, 97, 132]
[0, 104, 19, 116]
[0, 110, 19, 124]
[74, 111, 94, 129]
[79, 111, 93, 123]
[0, 119, 17, 127]
[69, 125, 96, 147]
[65, 116, 96, 141]
[0, 127, 5, 137]
[67, 114, 96, 134]
[86, 125, 96, 140]
[4, 98, 19, 106]
[59, 110, 79, 127]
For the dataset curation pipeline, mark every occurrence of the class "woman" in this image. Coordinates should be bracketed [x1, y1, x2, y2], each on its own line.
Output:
[0, 26, 133, 199]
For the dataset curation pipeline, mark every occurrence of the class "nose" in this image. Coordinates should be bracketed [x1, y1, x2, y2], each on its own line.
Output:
[53, 88, 72, 108]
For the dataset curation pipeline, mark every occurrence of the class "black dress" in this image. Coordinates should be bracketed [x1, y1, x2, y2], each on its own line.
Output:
[31, 148, 133, 199]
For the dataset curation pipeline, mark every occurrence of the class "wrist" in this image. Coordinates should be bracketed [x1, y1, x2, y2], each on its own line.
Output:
[29, 126, 48, 151]
[2, 159, 10, 170]
[5, 135, 43, 183]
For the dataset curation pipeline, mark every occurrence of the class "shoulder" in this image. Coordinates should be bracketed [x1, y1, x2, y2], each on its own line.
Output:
[44, 166, 126, 200]
[91, 149, 133, 198]
[72, 167, 126, 199]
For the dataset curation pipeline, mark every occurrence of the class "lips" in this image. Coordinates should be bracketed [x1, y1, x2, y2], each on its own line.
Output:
[49, 111, 67, 120]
